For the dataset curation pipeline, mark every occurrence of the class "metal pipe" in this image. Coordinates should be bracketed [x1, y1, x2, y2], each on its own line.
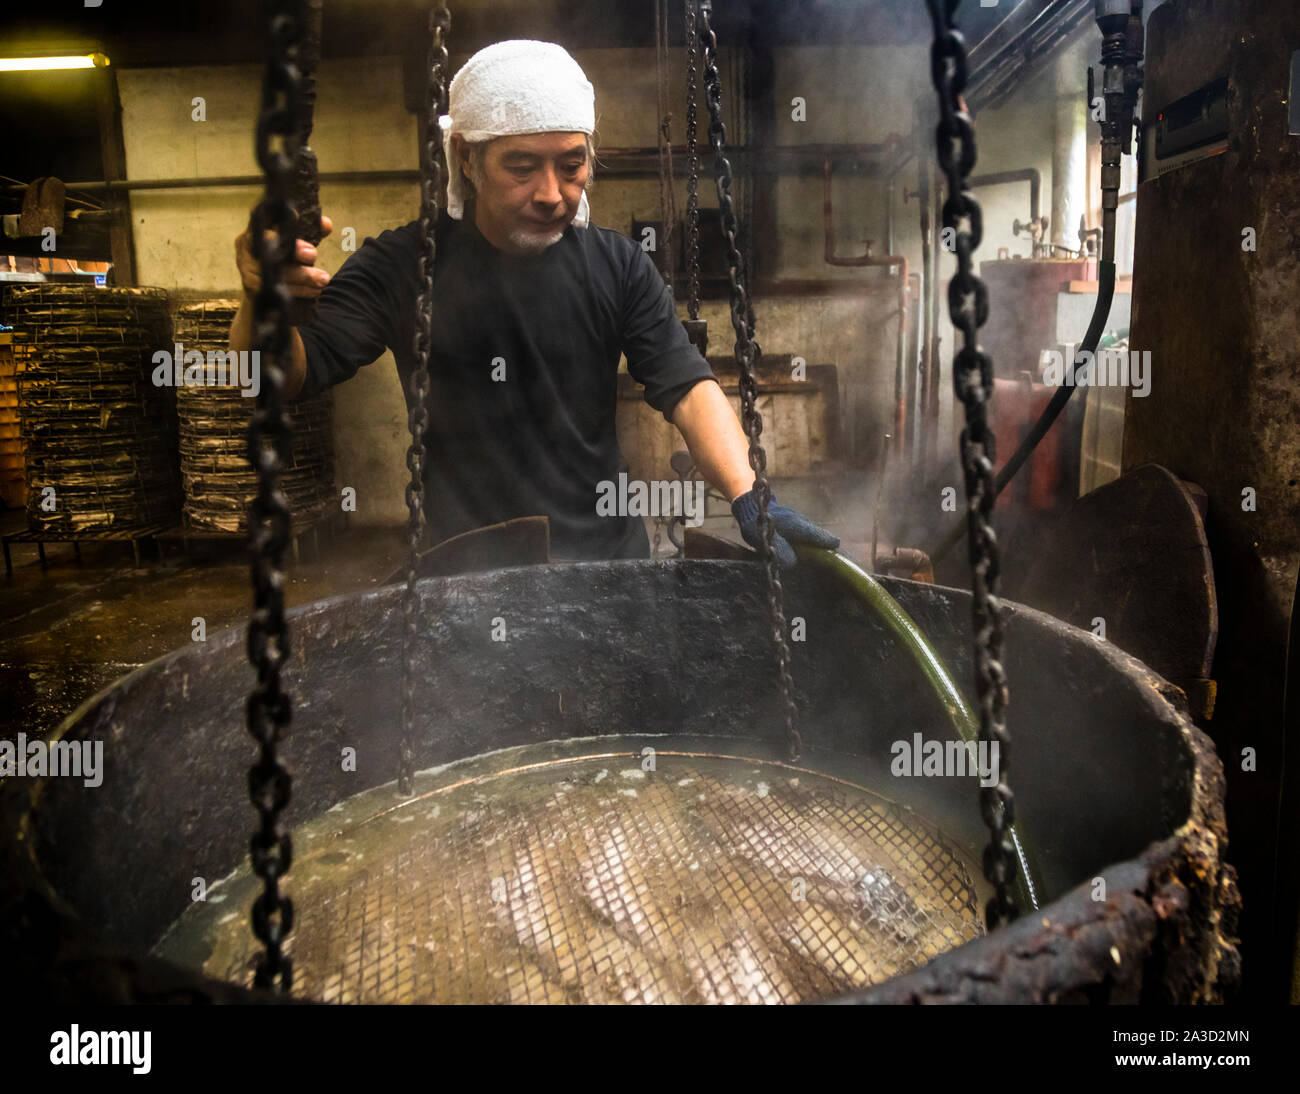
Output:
[877, 547, 934, 579]
[968, 0, 1095, 111]
[882, 133, 915, 258]
[871, 433, 890, 571]
[600, 141, 893, 160]
[0, 142, 911, 198]
[906, 271, 921, 459]
[601, 141, 906, 179]
[917, 153, 936, 474]
[968, 167, 1042, 223]
[887, 175, 896, 257]
[928, 166, 942, 467]
[1, 171, 421, 193]
[822, 155, 910, 461]
[882, 149, 915, 465]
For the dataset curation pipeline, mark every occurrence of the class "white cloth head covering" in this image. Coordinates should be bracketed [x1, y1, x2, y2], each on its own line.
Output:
[439, 40, 595, 227]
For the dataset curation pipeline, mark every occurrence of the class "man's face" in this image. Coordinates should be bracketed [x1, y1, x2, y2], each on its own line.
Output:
[461, 132, 590, 255]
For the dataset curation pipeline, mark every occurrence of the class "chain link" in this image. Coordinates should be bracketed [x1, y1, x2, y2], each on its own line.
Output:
[684, 0, 701, 322]
[245, 0, 308, 993]
[697, 0, 800, 762]
[655, 0, 677, 295]
[400, 4, 452, 797]
[924, 0, 1018, 928]
[740, 41, 755, 325]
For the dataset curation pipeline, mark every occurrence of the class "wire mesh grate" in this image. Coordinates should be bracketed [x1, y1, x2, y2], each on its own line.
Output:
[158, 753, 983, 1004]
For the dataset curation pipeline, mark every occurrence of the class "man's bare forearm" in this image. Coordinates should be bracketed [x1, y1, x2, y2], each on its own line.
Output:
[229, 292, 308, 399]
[669, 378, 755, 502]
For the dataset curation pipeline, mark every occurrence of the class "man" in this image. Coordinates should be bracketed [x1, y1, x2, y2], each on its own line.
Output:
[230, 39, 836, 566]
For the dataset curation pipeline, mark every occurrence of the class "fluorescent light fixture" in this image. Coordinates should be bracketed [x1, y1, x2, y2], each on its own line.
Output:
[0, 53, 110, 73]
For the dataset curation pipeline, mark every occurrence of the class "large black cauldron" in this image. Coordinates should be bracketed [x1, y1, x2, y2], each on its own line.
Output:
[1, 561, 1239, 1002]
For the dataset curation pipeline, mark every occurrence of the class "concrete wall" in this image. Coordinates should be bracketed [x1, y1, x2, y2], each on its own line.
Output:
[116, 33, 1086, 526]
[120, 58, 420, 524]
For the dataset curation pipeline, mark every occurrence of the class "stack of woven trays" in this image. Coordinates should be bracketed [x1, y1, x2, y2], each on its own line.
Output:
[4, 284, 180, 534]
[174, 298, 334, 534]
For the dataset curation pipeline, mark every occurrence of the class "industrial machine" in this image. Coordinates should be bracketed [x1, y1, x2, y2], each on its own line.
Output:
[1125, 0, 1300, 1002]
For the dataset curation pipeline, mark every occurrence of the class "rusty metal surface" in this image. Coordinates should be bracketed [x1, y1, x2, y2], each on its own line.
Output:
[843, 715, 1240, 1003]
[1126, 0, 1300, 1000]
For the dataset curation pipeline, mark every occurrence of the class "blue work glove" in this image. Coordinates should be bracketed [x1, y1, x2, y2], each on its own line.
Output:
[731, 487, 839, 570]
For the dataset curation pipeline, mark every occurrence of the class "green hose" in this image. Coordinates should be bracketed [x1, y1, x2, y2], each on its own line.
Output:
[795, 544, 1040, 914]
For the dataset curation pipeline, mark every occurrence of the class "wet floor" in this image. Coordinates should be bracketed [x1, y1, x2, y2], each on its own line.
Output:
[0, 510, 408, 739]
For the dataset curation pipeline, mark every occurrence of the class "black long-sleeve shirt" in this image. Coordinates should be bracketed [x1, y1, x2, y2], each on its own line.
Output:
[298, 211, 717, 559]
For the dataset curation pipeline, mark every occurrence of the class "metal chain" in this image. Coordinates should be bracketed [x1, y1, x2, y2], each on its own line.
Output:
[654, 0, 671, 290]
[245, 0, 306, 992]
[697, 0, 799, 762]
[740, 40, 755, 327]
[684, 0, 701, 321]
[400, 4, 451, 796]
[924, 0, 1018, 928]
[663, 121, 679, 294]
[655, 0, 677, 294]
